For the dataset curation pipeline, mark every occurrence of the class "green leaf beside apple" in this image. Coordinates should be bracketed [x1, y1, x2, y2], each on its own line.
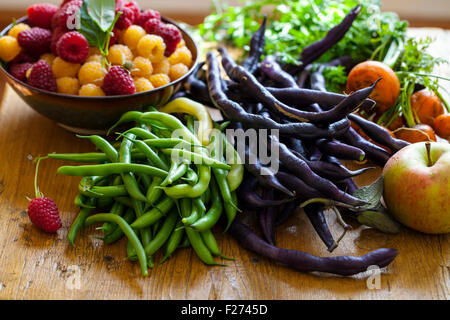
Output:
[357, 209, 402, 234]
[352, 141, 450, 235]
[352, 176, 402, 234]
[353, 176, 384, 210]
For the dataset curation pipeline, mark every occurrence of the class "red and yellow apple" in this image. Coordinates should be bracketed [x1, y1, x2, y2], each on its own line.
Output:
[382, 142, 450, 234]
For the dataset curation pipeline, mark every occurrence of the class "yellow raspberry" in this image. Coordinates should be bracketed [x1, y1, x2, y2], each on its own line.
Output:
[107, 44, 134, 65]
[56, 77, 80, 95]
[152, 58, 170, 75]
[8, 23, 31, 38]
[131, 56, 153, 78]
[78, 61, 107, 86]
[89, 47, 102, 56]
[40, 53, 56, 66]
[78, 83, 105, 96]
[123, 25, 146, 50]
[148, 73, 171, 88]
[134, 77, 154, 92]
[168, 46, 192, 67]
[86, 54, 104, 63]
[52, 56, 81, 79]
[0, 36, 21, 62]
[137, 35, 165, 63]
[169, 63, 189, 81]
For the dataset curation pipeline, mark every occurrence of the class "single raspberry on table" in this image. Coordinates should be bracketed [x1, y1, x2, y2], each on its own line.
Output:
[28, 197, 62, 233]
[17, 27, 52, 57]
[56, 31, 89, 63]
[27, 3, 59, 29]
[145, 20, 182, 56]
[9, 62, 33, 81]
[27, 157, 62, 233]
[136, 9, 161, 28]
[102, 65, 136, 95]
[115, 6, 135, 30]
[27, 60, 57, 92]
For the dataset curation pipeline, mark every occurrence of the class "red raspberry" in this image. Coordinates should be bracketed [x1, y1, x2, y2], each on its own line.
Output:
[11, 51, 36, 64]
[109, 27, 120, 47]
[54, 0, 83, 31]
[124, 1, 140, 20]
[17, 27, 52, 57]
[115, 6, 135, 30]
[27, 3, 59, 29]
[102, 65, 136, 95]
[145, 20, 182, 56]
[51, 26, 66, 54]
[136, 9, 161, 28]
[115, 0, 125, 10]
[27, 60, 57, 92]
[160, 25, 182, 56]
[56, 31, 89, 63]
[27, 197, 62, 233]
[144, 18, 161, 34]
[51, 11, 61, 29]
[9, 62, 33, 81]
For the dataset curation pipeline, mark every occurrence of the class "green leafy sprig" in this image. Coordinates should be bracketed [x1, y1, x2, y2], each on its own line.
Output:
[198, 0, 448, 126]
[77, 0, 121, 65]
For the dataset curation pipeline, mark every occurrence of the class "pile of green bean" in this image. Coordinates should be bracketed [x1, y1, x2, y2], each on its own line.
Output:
[47, 104, 243, 276]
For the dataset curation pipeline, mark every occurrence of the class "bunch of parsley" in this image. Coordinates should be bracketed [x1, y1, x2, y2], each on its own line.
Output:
[198, 0, 448, 125]
[199, 0, 407, 65]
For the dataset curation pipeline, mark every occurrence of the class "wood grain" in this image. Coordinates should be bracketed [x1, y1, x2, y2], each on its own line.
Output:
[0, 29, 449, 300]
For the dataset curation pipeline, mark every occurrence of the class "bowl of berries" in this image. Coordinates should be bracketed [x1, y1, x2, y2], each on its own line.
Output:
[0, 0, 198, 133]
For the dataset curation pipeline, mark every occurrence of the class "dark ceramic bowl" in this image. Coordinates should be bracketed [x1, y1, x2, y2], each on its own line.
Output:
[0, 16, 198, 134]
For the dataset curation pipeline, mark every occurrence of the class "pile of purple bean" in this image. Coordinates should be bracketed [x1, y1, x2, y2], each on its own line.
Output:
[174, 5, 408, 276]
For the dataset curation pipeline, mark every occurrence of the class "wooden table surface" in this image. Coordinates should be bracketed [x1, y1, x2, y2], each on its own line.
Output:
[0, 28, 449, 300]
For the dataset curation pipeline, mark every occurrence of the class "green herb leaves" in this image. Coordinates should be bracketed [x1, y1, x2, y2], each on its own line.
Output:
[357, 208, 402, 234]
[353, 176, 384, 210]
[353, 177, 401, 234]
[87, 0, 116, 32]
[78, 0, 104, 47]
[199, 0, 406, 66]
[77, 0, 120, 58]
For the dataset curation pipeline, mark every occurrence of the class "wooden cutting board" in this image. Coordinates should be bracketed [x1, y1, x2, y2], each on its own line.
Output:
[0, 28, 448, 300]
